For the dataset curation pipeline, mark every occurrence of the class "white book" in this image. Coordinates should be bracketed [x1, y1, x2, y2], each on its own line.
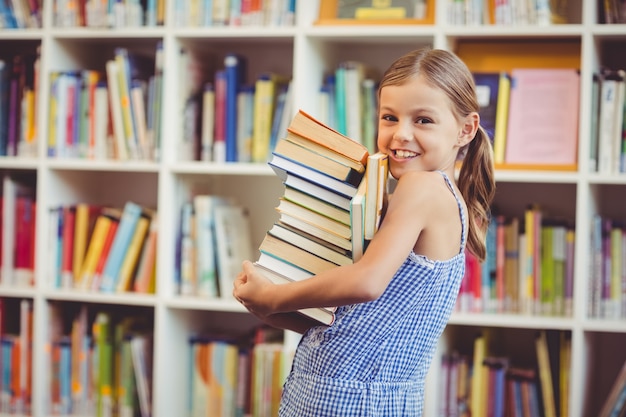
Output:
[214, 204, 253, 299]
[93, 81, 110, 159]
[194, 195, 227, 297]
[105, 60, 129, 160]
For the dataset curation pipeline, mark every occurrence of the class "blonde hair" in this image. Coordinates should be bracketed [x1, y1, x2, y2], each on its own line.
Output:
[378, 47, 496, 261]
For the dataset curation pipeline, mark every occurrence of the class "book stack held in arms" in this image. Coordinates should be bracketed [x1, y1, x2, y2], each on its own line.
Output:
[254, 109, 389, 326]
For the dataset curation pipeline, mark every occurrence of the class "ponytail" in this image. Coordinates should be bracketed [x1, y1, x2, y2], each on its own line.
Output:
[457, 125, 496, 262]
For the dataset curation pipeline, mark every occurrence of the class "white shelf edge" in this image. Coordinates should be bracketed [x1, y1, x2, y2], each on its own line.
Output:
[448, 312, 576, 330]
[43, 289, 157, 306]
[164, 295, 248, 313]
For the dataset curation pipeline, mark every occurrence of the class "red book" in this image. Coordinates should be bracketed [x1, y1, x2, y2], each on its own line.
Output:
[14, 194, 35, 286]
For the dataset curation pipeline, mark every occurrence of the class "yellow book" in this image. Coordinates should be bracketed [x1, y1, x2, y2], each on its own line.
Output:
[78, 211, 117, 290]
[559, 332, 571, 417]
[72, 203, 90, 286]
[470, 333, 488, 417]
[116, 214, 150, 292]
[492, 72, 510, 165]
[535, 331, 557, 417]
[251, 72, 288, 162]
[48, 72, 59, 155]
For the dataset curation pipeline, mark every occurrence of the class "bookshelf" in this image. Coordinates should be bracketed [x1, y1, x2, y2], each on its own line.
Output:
[1, 0, 625, 415]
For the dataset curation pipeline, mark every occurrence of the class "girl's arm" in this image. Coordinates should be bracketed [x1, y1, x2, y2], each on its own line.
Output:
[234, 171, 441, 317]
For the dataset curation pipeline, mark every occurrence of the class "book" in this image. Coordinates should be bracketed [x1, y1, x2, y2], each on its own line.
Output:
[224, 53, 246, 162]
[267, 222, 352, 267]
[504, 68, 580, 168]
[364, 152, 389, 240]
[78, 208, 120, 290]
[256, 252, 315, 282]
[269, 153, 359, 199]
[133, 213, 158, 293]
[253, 263, 335, 325]
[116, 212, 151, 292]
[283, 172, 352, 211]
[287, 109, 369, 166]
[275, 211, 352, 252]
[100, 202, 145, 292]
[251, 72, 289, 162]
[350, 177, 367, 262]
[105, 59, 129, 160]
[599, 359, 626, 417]
[193, 195, 224, 298]
[259, 234, 338, 275]
[492, 72, 511, 165]
[535, 330, 557, 417]
[275, 198, 351, 240]
[274, 134, 363, 186]
[283, 186, 351, 226]
[214, 204, 253, 299]
[472, 72, 501, 144]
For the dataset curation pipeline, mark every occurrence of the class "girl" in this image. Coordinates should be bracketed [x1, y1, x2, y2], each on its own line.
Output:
[233, 47, 495, 416]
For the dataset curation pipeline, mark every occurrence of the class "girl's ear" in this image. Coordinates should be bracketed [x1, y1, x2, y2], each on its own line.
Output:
[458, 112, 480, 146]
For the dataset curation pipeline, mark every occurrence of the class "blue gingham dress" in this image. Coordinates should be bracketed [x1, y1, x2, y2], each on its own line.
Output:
[279, 172, 467, 417]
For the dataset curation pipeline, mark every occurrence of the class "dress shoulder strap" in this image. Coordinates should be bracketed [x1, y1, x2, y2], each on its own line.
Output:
[437, 171, 467, 253]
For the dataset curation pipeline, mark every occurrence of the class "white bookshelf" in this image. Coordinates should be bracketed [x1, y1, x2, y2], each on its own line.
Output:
[0, 0, 625, 416]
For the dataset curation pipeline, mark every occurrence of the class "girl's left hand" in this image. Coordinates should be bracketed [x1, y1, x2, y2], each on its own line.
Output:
[233, 260, 275, 319]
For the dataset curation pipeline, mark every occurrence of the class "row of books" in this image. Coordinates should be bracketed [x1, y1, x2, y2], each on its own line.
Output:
[253, 109, 388, 325]
[53, 0, 166, 28]
[173, 0, 296, 28]
[0, 174, 36, 288]
[179, 49, 292, 163]
[590, 68, 626, 174]
[456, 208, 576, 317]
[447, 0, 563, 26]
[175, 195, 253, 299]
[48, 201, 158, 294]
[317, 61, 378, 154]
[438, 330, 571, 417]
[588, 214, 626, 320]
[0, 298, 32, 415]
[600, 0, 626, 23]
[188, 325, 290, 417]
[0, 50, 40, 159]
[473, 69, 580, 170]
[48, 44, 163, 161]
[48, 306, 152, 417]
[600, 359, 626, 417]
[0, 0, 41, 29]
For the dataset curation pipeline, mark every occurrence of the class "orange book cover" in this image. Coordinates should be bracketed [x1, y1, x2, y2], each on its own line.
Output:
[91, 219, 119, 291]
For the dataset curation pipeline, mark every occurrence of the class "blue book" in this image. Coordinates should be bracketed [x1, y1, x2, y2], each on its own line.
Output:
[100, 201, 143, 292]
[472, 72, 501, 144]
[268, 153, 359, 198]
[224, 53, 246, 162]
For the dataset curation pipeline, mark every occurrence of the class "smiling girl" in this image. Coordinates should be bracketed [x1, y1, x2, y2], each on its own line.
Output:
[233, 47, 496, 416]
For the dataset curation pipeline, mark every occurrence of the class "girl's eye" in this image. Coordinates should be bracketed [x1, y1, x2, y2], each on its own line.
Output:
[381, 114, 397, 122]
[416, 117, 432, 124]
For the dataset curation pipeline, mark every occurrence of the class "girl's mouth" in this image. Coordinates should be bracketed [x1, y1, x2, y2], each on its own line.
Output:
[393, 149, 418, 159]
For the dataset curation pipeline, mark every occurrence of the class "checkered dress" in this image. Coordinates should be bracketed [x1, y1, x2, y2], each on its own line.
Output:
[279, 172, 467, 417]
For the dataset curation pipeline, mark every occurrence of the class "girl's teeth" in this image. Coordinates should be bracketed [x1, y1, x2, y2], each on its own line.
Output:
[396, 150, 416, 158]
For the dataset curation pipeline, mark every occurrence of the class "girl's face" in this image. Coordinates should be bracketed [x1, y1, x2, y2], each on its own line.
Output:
[377, 74, 474, 179]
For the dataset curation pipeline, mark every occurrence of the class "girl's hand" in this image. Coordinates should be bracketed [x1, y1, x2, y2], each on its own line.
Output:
[233, 260, 275, 319]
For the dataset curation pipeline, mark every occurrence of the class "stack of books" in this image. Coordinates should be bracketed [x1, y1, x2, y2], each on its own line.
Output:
[253, 109, 388, 325]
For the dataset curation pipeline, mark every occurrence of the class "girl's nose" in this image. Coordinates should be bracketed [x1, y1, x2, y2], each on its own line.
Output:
[392, 121, 412, 142]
